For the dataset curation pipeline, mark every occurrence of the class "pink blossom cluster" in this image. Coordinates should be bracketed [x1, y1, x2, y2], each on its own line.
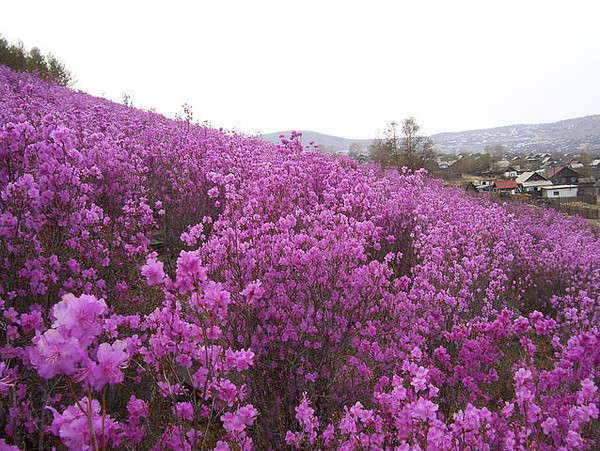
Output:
[1, 66, 599, 449]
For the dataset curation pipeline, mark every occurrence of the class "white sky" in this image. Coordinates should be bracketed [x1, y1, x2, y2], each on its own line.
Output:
[1, 0, 599, 138]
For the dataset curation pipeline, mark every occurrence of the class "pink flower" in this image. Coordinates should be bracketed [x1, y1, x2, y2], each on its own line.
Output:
[541, 417, 558, 434]
[174, 402, 194, 421]
[89, 340, 129, 390]
[220, 405, 257, 435]
[29, 329, 85, 379]
[411, 397, 438, 421]
[215, 379, 239, 405]
[410, 366, 428, 392]
[127, 396, 149, 419]
[285, 431, 297, 445]
[411, 346, 422, 360]
[427, 420, 450, 448]
[566, 430, 583, 448]
[295, 393, 316, 425]
[513, 316, 530, 333]
[177, 251, 206, 280]
[0, 362, 16, 395]
[225, 348, 255, 372]
[339, 411, 357, 435]
[175, 251, 207, 292]
[322, 424, 335, 444]
[236, 404, 258, 426]
[19, 309, 45, 332]
[514, 368, 532, 385]
[46, 398, 119, 450]
[52, 293, 107, 346]
[571, 403, 599, 422]
[203, 281, 231, 309]
[221, 412, 246, 433]
[141, 257, 165, 286]
[578, 378, 598, 403]
[241, 281, 264, 304]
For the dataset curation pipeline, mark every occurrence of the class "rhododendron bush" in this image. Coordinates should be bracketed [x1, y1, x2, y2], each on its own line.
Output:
[0, 66, 598, 450]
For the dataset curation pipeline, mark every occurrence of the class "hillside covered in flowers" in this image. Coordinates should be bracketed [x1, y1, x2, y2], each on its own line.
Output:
[0, 66, 599, 450]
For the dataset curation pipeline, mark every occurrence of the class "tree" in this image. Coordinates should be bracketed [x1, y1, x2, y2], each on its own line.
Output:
[400, 117, 436, 170]
[0, 35, 72, 87]
[46, 54, 72, 87]
[369, 117, 436, 170]
[449, 153, 494, 175]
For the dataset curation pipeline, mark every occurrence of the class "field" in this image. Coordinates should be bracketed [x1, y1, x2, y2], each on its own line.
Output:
[0, 66, 599, 450]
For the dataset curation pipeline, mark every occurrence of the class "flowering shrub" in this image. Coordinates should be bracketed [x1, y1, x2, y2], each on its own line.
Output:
[0, 66, 599, 449]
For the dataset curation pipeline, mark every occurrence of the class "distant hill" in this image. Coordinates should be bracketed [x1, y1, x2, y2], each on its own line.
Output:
[259, 131, 371, 154]
[262, 115, 600, 155]
[431, 115, 600, 154]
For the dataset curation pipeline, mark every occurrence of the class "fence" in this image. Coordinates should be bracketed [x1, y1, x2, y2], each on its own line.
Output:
[550, 203, 599, 219]
[502, 193, 600, 220]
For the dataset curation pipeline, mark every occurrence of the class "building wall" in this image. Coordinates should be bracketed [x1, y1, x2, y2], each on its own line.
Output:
[542, 187, 578, 198]
[551, 176, 578, 185]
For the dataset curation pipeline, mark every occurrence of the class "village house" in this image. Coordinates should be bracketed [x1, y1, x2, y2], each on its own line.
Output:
[503, 166, 519, 178]
[516, 171, 553, 193]
[542, 166, 578, 185]
[471, 180, 494, 193]
[541, 156, 557, 168]
[494, 180, 518, 194]
[541, 185, 578, 199]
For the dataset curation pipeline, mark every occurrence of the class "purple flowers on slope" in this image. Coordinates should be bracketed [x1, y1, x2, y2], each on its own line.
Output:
[1, 66, 599, 449]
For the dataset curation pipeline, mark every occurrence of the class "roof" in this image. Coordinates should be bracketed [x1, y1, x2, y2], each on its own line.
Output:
[494, 180, 518, 189]
[522, 180, 554, 187]
[540, 185, 578, 190]
[516, 171, 549, 184]
[516, 172, 532, 183]
[543, 166, 577, 179]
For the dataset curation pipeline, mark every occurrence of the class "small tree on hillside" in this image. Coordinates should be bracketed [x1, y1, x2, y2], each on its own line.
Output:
[369, 117, 435, 170]
[401, 116, 436, 170]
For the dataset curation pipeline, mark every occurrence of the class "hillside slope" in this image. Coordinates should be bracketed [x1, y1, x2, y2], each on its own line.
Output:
[1, 66, 599, 449]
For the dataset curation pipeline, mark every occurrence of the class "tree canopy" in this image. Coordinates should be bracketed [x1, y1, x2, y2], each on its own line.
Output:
[0, 35, 72, 87]
[369, 117, 436, 170]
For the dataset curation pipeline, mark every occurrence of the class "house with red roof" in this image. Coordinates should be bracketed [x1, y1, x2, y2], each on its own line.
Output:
[494, 180, 518, 194]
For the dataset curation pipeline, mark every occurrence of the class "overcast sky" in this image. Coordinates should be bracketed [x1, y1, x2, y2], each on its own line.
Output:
[1, 0, 599, 138]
